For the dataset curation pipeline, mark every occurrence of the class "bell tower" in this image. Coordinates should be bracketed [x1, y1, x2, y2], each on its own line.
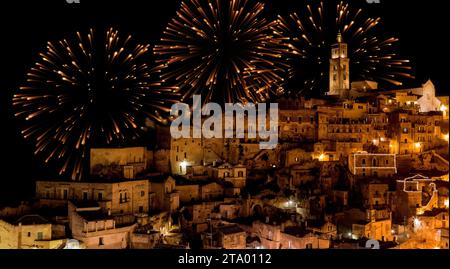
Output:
[328, 33, 350, 98]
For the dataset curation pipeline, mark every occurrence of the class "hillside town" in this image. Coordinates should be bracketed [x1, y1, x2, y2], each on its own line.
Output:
[1, 36, 448, 249]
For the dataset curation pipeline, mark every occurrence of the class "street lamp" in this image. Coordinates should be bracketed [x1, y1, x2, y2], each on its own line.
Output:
[413, 217, 421, 228]
[414, 142, 421, 152]
[318, 154, 325, 161]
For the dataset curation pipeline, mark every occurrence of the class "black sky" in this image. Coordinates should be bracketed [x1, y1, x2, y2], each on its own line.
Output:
[0, 0, 448, 204]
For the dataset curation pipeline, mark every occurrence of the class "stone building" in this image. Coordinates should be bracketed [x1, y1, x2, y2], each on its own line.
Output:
[148, 176, 179, 213]
[251, 220, 330, 249]
[361, 181, 391, 208]
[90, 147, 149, 179]
[205, 224, 246, 249]
[0, 215, 66, 249]
[175, 183, 200, 204]
[328, 33, 350, 98]
[348, 153, 397, 178]
[340, 208, 393, 242]
[200, 182, 224, 202]
[210, 163, 247, 189]
[278, 109, 316, 141]
[388, 110, 443, 154]
[170, 136, 224, 175]
[281, 226, 331, 249]
[68, 202, 135, 249]
[36, 179, 149, 216]
[395, 174, 439, 219]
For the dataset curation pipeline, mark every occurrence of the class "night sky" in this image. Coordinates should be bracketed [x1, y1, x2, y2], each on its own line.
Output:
[0, 0, 448, 204]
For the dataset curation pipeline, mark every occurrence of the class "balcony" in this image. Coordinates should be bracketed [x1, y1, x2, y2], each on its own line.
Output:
[119, 198, 131, 204]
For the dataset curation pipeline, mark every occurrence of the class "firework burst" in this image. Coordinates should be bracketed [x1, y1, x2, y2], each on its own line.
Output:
[273, 0, 413, 95]
[13, 28, 177, 180]
[154, 0, 288, 103]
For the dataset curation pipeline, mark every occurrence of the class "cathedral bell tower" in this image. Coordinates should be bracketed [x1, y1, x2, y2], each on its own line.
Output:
[328, 33, 350, 98]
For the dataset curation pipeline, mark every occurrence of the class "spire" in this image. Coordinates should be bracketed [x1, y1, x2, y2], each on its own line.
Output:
[336, 32, 343, 43]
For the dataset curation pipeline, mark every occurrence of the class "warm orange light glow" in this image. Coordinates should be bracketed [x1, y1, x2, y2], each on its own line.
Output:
[180, 160, 188, 169]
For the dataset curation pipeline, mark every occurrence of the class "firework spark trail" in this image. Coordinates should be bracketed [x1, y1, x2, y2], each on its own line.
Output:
[13, 28, 177, 180]
[273, 0, 413, 94]
[154, 0, 289, 104]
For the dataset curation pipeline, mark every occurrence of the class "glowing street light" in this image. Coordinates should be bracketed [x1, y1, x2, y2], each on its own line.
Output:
[414, 142, 422, 152]
[318, 154, 325, 161]
[413, 217, 422, 229]
[180, 160, 188, 169]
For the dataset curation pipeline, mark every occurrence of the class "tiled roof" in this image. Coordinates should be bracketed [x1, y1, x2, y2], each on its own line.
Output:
[217, 224, 244, 235]
[15, 214, 49, 225]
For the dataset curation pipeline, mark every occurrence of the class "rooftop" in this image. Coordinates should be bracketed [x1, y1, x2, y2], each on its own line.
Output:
[77, 210, 113, 221]
[217, 224, 245, 235]
[283, 226, 310, 238]
[15, 214, 50, 225]
[420, 208, 448, 217]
